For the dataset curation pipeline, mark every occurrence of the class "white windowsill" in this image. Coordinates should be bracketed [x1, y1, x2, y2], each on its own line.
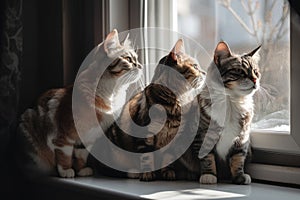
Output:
[246, 163, 300, 185]
[34, 175, 300, 200]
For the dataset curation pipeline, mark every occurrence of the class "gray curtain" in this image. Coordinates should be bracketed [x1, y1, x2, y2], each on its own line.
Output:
[20, 0, 103, 114]
[62, 0, 104, 85]
[0, 0, 22, 160]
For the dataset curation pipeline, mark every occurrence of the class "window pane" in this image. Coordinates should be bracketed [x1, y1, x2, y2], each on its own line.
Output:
[177, 0, 290, 132]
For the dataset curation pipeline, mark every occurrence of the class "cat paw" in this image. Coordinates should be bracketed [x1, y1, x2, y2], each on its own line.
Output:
[140, 172, 156, 181]
[127, 173, 140, 179]
[199, 174, 217, 184]
[162, 169, 176, 181]
[58, 167, 75, 178]
[77, 167, 93, 177]
[232, 173, 251, 185]
[127, 169, 140, 179]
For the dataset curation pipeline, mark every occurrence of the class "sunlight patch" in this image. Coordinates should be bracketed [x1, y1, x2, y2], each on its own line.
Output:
[140, 188, 245, 200]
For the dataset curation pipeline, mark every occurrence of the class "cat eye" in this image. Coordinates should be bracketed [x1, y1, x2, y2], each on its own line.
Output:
[124, 56, 132, 63]
[235, 69, 247, 76]
[193, 64, 199, 70]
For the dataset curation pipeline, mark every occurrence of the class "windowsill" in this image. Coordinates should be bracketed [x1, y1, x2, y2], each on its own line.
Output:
[246, 163, 300, 185]
[29, 174, 300, 200]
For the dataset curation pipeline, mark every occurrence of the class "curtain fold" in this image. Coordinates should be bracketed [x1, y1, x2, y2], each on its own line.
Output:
[142, 0, 176, 83]
[21, 0, 63, 113]
[20, 0, 103, 113]
[62, 0, 103, 86]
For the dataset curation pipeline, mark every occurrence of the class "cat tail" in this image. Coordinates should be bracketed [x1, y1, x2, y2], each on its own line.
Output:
[19, 109, 38, 146]
[17, 109, 56, 177]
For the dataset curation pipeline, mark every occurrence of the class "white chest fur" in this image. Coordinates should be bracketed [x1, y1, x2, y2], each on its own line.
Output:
[216, 117, 241, 160]
[214, 97, 252, 160]
[94, 89, 127, 138]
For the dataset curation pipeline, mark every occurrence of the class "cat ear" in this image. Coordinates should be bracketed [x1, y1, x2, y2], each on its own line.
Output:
[170, 39, 185, 61]
[122, 33, 132, 48]
[214, 41, 232, 66]
[246, 45, 261, 57]
[104, 29, 120, 54]
[246, 45, 261, 63]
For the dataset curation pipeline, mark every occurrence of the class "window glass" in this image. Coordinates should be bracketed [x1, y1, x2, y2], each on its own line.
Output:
[177, 0, 290, 132]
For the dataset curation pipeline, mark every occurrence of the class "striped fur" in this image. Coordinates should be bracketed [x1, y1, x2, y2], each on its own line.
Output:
[176, 42, 261, 184]
[18, 29, 143, 178]
[100, 39, 206, 181]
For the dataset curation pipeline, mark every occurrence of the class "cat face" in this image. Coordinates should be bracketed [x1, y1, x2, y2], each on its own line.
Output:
[213, 41, 261, 96]
[172, 40, 206, 91]
[107, 49, 142, 85]
[155, 39, 206, 94]
[103, 29, 143, 86]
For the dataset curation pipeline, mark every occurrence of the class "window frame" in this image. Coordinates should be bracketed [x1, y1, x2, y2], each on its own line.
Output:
[250, 8, 300, 156]
[173, 1, 300, 184]
[174, 1, 300, 184]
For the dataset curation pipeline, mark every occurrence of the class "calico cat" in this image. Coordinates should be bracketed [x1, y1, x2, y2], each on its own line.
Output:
[176, 41, 261, 185]
[18, 29, 143, 178]
[99, 39, 206, 181]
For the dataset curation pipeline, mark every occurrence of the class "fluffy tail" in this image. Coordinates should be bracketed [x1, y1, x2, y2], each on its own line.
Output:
[19, 109, 38, 144]
[17, 109, 55, 176]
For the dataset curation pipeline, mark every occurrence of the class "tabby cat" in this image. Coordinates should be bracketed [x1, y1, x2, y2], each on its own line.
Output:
[176, 41, 261, 185]
[18, 29, 143, 178]
[98, 39, 206, 181]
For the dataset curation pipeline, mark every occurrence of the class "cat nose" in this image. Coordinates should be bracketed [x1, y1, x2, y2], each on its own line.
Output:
[136, 63, 143, 69]
[251, 78, 258, 89]
[249, 76, 256, 84]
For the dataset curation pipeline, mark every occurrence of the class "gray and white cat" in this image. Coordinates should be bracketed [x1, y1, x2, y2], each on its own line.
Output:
[176, 41, 261, 185]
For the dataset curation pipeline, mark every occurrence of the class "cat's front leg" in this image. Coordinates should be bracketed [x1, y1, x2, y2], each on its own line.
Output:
[74, 146, 93, 177]
[229, 152, 251, 185]
[161, 166, 176, 181]
[140, 171, 156, 181]
[54, 145, 75, 178]
[160, 153, 176, 181]
[140, 153, 156, 181]
[199, 153, 217, 184]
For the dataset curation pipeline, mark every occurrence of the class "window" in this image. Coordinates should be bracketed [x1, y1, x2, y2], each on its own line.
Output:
[175, 0, 300, 158]
[178, 0, 290, 132]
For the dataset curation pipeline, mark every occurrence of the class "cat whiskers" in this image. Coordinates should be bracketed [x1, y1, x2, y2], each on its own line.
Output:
[135, 75, 146, 89]
[176, 77, 205, 106]
[178, 89, 198, 106]
[191, 77, 205, 91]
[116, 69, 143, 88]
